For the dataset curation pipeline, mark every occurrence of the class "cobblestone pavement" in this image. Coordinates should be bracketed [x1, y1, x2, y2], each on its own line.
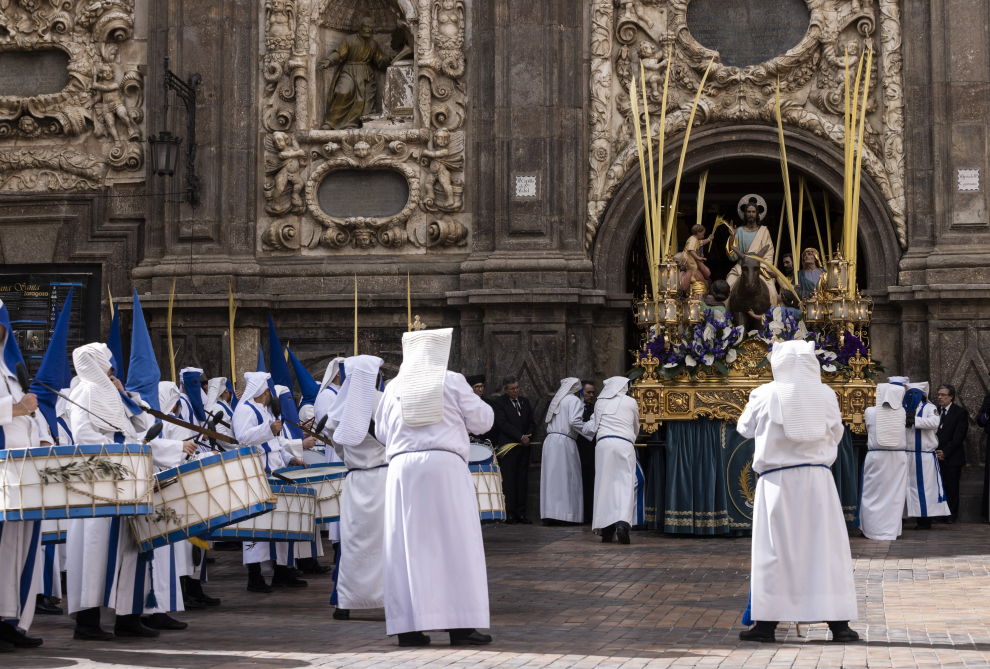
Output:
[12, 522, 990, 668]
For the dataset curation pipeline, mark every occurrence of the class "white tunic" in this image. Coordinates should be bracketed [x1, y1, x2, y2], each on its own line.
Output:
[859, 407, 908, 541]
[315, 384, 345, 542]
[65, 386, 185, 615]
[0, 362, 43, 630]
[331, 426, 386, 609]
[540, 393, 587, 522]
[737, 383, 858, 623]
[374, 371, 494, 635]
[905, 402, 950, 518]
[584, 395, 640, 532]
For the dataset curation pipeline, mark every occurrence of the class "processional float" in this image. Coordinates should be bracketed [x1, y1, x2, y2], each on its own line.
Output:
[627, 47, 879, 433]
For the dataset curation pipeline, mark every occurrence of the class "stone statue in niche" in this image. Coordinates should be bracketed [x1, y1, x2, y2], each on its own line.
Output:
[318, 17, 392, 130]
[264, 131, 307, 215]
[419, 128, 463, 211]
[91, 62, 141, 142]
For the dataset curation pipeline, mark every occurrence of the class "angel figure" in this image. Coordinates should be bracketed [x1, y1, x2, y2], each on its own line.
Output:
[92, 63, 140, 142]
[420, 127, 463, 209]
[638, 42, 666, 101]
[264, 131, 307, 215]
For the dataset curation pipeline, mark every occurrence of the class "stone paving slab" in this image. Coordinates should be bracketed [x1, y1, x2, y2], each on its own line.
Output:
[10, 523, 990, 668]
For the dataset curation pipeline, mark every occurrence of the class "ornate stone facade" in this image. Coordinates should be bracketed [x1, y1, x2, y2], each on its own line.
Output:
[258, 0, 469, 255]
[586, 0, 907, 251]
[0, 0, 144, 190]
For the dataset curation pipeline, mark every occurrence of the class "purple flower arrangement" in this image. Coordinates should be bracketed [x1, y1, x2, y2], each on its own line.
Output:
[836, 332, 869, 366]
[642, 308, 744, 378]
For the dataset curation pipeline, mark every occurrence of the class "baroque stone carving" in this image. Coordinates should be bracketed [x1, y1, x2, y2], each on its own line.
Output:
[259, 0, 467, 254]
[0, 0, 144, 191]
[586, 0, 907, 252]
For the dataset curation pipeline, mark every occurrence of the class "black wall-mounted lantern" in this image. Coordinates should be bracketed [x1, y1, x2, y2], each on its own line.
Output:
[148, 57, 202, 206]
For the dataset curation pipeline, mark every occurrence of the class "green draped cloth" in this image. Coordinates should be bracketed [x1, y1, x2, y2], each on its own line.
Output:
[659, 419, 861, 536]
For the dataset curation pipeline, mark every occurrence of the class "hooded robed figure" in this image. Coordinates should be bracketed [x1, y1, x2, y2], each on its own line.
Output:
[314, 357, 347, 543]
[859, 382, 909, 540]
[65, 343, 193, 641]
[325, 355, 388, 619]
[736, 340, 858, 643]
[581, 376, 640, 543]
[541, 377, 591, 524]
[373, 328, 495, 647]
[0, 299, 48, 652]
[900, 378, 950, 528]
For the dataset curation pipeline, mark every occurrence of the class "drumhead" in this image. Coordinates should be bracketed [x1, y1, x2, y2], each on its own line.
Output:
[302, 448, 326, 465]
[468, 443, 494, 465]
[273, 464, 348, 483]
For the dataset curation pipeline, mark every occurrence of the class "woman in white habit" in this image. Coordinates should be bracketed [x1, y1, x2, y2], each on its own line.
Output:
[540, 377, 591, 525]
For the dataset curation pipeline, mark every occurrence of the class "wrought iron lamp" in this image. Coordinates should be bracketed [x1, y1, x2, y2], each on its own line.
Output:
[148, 57, 202, 205]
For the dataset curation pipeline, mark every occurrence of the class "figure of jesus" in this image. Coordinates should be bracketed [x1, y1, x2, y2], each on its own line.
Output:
[726, 197, 778, 306]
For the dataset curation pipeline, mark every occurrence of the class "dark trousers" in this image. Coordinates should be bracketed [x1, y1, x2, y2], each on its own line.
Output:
[499, 445, 530, 519]
[942, 465, 963, 521]
[576, 437, 596, 523]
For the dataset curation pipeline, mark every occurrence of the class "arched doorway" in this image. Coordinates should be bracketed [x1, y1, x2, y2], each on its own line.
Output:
[593, 125, 901, 298]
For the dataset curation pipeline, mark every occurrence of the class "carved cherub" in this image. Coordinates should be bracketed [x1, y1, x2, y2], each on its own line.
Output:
[264, 131, 307, 215]
[92, 63, 140, 142]
[420, 127, 463, 209]
[637, 41, 666, 101]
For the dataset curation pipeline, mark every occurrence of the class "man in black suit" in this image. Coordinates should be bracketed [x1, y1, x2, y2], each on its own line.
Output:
[492, 376, 535, 524]
[466, 374, 500, 446]
[575, 380, 597, 524]
[935, 384, 968, 523]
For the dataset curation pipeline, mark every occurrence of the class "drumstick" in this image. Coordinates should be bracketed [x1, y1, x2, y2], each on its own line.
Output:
[144, 408, 239, 445]
[15, 362, 36, 417]
[271, 472, 295, 483]
[282, 419, 334, 447]
[31, 378, 128, 433]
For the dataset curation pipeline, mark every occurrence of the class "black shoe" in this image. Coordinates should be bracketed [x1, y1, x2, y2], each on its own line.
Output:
[517, 517, 533, 525]
[247, 574, 273, 593]
[616, 521, 631, 544]
[739, 626, 776, 643]
[271, 566, 308, 588]
[0, 622, 42, 648]
[944, 518, 957, 525]
[0, 639, 13, 653]
[333, 608, 350, 620]
[113, 615, 161, 638]
[183, 596, 207, 610]
[397, 631, 431, 647]
[297, 558, 333, 575]
[830, 628, 860, 642]
[542, 519, 559, 526]
[601, 524, 615, 543]
[73, 625, 113, 641]
[287, 566, 305, 578]
[206, 557, 216, 563]
[142, 613, 188, 631]
[504, 517, 517, 525]
[449, 628, 492, 646]
[35, 594, 63, 615]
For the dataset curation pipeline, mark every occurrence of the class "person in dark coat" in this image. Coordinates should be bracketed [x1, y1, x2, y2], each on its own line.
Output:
[935, 384, 968, 523]
[978, 392, 990, 523]
[492, 376, 535, 524]
[575, 380, 597, 524]
[466, 374, 499, 447]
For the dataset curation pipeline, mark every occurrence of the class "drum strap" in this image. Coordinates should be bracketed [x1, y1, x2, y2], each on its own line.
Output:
[345, 463, 388, 477]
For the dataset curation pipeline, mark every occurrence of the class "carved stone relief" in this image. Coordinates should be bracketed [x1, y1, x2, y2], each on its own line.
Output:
[0, 0, 145, 191]
[259, 0, 468, 255]
[586, 0, 906, 253]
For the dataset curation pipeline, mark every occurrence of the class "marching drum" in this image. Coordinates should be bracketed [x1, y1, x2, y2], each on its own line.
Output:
[271, 464, 347, 524]
[41, 519, 68, 545]
[302, 447, 326, 466]
[130, 446, 275, 553]
[211, 484, 317, 542]
[468, 442, 506, 523]
[0, 444, 154, 521]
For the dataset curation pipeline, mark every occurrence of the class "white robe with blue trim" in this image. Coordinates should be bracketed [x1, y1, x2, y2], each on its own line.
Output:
[582, 395, 640, 532]
[65, 386, 185, 615]
[540, 393, 587, 523]
[0, 360, 44, 630]
[905, 402, 950, 518]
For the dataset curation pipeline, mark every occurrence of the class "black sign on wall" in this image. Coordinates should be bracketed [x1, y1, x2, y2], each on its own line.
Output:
[0, 265, 102, 378]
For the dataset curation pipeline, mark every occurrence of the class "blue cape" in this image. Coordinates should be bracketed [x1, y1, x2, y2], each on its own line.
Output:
[181, 369, 207, 423]
[29, 287, 73, 435]
[286, 347, 319, 407]
[125, 290, 161, 412]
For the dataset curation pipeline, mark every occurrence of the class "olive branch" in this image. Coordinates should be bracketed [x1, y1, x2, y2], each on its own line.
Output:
[152, 505, 180, 526]
[40, 457, 133, 486]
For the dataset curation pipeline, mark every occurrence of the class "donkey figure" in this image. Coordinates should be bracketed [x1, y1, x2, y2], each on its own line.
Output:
[728, 243, 774, 332]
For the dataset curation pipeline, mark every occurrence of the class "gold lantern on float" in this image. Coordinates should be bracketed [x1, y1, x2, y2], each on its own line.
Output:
[659, 257, 680, 296]
[634, 286, 656, 328]
[826, 249, 849, 295]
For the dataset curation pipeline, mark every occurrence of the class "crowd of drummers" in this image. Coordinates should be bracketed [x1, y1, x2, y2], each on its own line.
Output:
[0, 291, 498, 652]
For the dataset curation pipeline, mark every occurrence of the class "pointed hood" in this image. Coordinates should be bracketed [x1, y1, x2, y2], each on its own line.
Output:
[225, 377, 238, 409]
[256, 343, 277, 397]
[268, 315, 296, 408]
[243, 371, 271, 404]
[287, 347, 319, 407]
[180, 367, 207, 422]
[0, 298, 25, 375]
[107, 301, 124, 378]
[74, 342, 133, 436]
[274, 382, 304, 440]
[125, 290, 161, 411]
[205, 377, 227, 413]
[30, 287, 73, 435]
[327, 355, 383, 447]
[159, 381, 181, 415]
[769, 340, 826, 442]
